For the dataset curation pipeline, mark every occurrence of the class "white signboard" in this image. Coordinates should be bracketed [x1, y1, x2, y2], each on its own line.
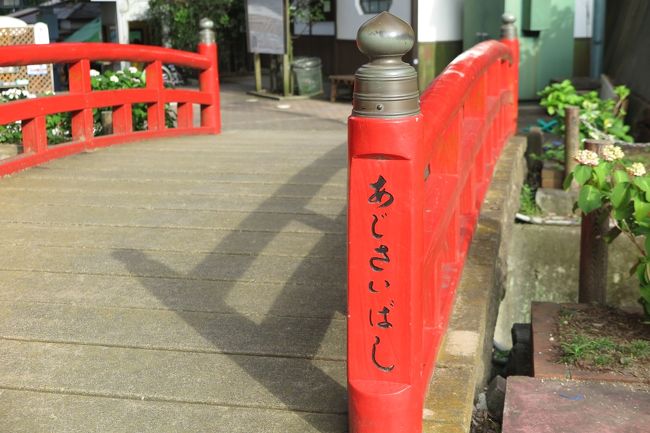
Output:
[246, 0, 286, 54]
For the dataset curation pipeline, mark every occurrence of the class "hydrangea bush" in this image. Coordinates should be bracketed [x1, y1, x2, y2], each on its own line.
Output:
[0, 88, 71, 144]
[0, 66, 175, 143]
[565, 144, 650, 317]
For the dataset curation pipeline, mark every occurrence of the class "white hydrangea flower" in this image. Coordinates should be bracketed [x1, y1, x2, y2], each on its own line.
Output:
[128, 66, 138, 74]
[90, 69, 100, 77]
[109, 75, 119, 83]
[602, 144, 624, 162]
[575, 149, 600, 167]
[133, 78, 141, 83]
[116, 70, 124, 75]
[627, 162, 647, 177]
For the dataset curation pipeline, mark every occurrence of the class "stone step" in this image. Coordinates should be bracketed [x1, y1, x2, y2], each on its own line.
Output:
[0, 223, 345, 257]
[0, 245, 346, 286]
[0, 389, 347, 433]
[0, 270, 345, 318]
[0, 301, 345, 360]
[0, 339, 347, 414]
[0, 204, 346, 234]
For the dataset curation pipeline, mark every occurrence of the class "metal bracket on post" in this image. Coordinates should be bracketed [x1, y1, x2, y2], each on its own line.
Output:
[353, 12, 420, 118]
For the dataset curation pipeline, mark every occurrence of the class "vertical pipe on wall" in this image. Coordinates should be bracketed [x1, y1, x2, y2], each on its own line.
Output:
[590, 0, 606, 79]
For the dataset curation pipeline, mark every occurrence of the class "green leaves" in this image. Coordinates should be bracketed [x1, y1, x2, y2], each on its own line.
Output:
[578, 185, 604, 214]
[635, 176, 650, 193]
[633, 198, 650, 222]
[613, 170, 630, 184]
[538, 81, 633, 143]
[574, 165, 593, 185]
[610, 182, 630, 208]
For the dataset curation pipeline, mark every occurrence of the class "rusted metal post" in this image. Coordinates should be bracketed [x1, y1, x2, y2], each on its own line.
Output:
[100, 110, 113, 135]
[578, 139, 609, 304]
[564, 105, 580, 182]
[525, 126, 543, 189]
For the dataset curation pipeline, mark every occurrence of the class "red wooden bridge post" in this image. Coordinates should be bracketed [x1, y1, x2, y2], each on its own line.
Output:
[347, 12, 425, 433]
[197, 18, 221, 134]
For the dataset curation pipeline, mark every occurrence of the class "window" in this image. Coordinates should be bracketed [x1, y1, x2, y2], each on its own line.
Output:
[360, 0, 392, 14]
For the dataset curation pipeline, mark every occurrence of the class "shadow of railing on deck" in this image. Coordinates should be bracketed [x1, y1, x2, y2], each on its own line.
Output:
[113, 143, 348, 432]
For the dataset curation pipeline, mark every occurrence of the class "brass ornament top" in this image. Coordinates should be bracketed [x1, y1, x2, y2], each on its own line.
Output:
[353, 12, 419, 118]
[200, 18, 215, 44]
[500, 13, 517, 40]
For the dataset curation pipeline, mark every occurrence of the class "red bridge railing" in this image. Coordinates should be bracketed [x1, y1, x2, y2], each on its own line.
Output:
[347, 13, 519, 432]
[0, 19, 220, 177]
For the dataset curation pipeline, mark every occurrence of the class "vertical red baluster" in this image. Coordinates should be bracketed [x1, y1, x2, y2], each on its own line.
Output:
[21, 115, 47, 154]
[146, 60, 165, 131]
[198, 18, 221, 133]
[113, 104, 133, 134]
[69, 59, 94, 145]
[176, 102, 193, 128]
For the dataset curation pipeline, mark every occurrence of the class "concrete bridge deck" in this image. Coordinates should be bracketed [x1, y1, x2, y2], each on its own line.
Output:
[0, 81, 351, 432]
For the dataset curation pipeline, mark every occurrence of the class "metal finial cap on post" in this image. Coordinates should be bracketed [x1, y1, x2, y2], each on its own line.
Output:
[500, 13, 517, 39]
[200, 18, 215, 44]
[353, 12, 420, 118]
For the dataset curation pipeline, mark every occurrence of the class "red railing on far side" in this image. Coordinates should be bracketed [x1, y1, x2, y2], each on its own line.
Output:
[347, 13, 519, 433]
[0, 18, 220, 177]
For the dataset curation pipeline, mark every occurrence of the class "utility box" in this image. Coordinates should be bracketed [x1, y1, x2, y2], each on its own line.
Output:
[522, 0, 550, 31]
[463, 0, 575, 100]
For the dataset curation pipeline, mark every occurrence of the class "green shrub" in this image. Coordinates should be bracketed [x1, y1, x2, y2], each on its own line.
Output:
[538, 80, 633, 143]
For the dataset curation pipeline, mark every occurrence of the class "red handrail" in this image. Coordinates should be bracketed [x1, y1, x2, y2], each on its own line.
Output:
[347, 25, 519, 433]
[0, 39, 220, 177]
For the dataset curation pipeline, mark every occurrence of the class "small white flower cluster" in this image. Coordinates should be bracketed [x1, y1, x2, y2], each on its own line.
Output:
[575, 149, 600, 167]
[109, 75, 119, 83]
[90, 69, 100, 77]
[1, 87, 33, 101]
[50, 126, 63, 137]
[601, 144, 625, 162]
[627, 162, 647, 177]
[128, 66, 138, 74]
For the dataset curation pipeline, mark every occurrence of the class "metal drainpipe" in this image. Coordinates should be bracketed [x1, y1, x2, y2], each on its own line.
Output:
[590, 0, 606, 79]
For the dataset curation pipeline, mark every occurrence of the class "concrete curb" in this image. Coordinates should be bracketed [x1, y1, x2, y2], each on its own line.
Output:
[423, 136, 526, 433]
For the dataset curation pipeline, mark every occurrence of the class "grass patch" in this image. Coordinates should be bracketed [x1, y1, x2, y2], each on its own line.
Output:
[556, 305, 650, 379]
[519, 183, 541, 216]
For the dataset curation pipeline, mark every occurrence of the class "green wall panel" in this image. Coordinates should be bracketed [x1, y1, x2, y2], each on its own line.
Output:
[417, 41, 463, 91]
[465, 0, 575, 100]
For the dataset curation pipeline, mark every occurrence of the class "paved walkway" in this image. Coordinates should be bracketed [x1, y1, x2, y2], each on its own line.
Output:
[0, 80, 352, 432]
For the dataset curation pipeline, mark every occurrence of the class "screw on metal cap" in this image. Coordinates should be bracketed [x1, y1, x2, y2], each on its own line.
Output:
[353, 12, 420, 118]
[200, 18, 215, 44]
[500, 13, 517, 39]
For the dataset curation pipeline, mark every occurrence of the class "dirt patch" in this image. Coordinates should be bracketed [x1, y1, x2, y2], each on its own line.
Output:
[555, 304, 650, 382]
[471, 409, 500, 433]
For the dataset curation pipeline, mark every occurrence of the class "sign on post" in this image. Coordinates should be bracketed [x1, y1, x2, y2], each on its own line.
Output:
[245, 0, 286, 54]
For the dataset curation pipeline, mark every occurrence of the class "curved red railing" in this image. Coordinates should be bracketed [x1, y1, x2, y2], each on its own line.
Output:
[347, 35, 519, 433]
[0, 41, 220, 176]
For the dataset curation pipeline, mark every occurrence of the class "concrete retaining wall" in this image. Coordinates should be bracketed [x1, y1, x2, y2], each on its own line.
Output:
[423, 136, 526, 433]
[494, 223, 640, 349]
